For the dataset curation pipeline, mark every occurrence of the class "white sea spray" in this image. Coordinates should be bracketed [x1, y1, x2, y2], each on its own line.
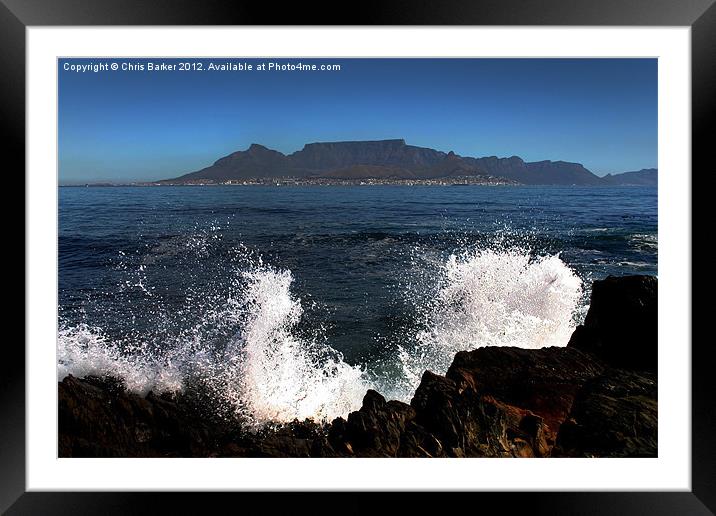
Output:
[394, 248, 583, 399]
[58, 261, 372, 427]
[59, 242, 583, 425]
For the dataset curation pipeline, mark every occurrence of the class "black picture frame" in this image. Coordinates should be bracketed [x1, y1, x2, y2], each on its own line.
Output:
[4, 1, 713, 513]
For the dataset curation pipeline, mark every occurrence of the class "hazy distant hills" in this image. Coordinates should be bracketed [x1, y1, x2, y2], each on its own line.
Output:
[160, 139, 656, 186]
[601, 168, 658, 186]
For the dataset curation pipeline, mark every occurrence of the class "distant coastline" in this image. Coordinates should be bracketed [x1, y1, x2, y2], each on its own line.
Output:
[147, 139, 657, 187]
[61, 140, 657, 187]
[60, 179, 658, 188]
[148, 175, 517, 187]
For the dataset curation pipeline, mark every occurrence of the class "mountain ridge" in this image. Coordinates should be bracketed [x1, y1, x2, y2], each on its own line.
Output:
[160, 139, 655, 186]
[601, 168, 658, 186]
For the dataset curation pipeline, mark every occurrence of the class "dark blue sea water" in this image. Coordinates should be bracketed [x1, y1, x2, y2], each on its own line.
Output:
[58, 185, 657, 422]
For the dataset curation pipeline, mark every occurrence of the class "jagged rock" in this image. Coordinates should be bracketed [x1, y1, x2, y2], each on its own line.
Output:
[446, 346, 605, 442]
[58, 275, 659, 459]
[398, 421, 446, 457]
[327, 390, 416, 457]
[58, 375, 221, 457]
[553, 368, 657, 457]
[517, 413, 551, 457]
[493, 400, 552, 457]
[410, 370, 511, 457]
[568, 275, 657, 373]
[250, 429, 314, 458]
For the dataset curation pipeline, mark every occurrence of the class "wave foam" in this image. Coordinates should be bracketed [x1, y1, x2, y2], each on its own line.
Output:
[58, 324, 185, 394]
[59, 244, 583, 425]
[211, 267, 370, 426]
[397, 248, 583, 396]
[58, 262, 371, 427]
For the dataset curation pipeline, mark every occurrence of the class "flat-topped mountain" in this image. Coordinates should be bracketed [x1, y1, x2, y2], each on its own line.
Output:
[160, 139, 652, 186]
[292, 139, 446, 171]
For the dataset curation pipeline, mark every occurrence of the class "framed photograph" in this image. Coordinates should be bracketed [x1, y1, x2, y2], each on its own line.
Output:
[5, 0, 713, 513]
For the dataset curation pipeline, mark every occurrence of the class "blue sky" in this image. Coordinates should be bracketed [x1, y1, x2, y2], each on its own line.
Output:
[59, 58, 657, 183]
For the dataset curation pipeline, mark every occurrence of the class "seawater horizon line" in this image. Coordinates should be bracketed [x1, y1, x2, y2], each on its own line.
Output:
[57, 181, 657, 187]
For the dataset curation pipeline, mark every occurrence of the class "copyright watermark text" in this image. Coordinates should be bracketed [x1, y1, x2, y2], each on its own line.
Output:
[62, 60, 342, 74]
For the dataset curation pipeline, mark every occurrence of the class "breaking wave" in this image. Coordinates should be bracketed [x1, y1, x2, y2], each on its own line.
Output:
[59, 259, 372, 427]
[58, 244, 583, 426]
[395, 248, 583, 398]
[207, 267, 370, 426]
[58, 323, 185, 394]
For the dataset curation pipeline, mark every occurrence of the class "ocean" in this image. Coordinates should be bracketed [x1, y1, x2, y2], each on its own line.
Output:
[58, 185, 657, 426]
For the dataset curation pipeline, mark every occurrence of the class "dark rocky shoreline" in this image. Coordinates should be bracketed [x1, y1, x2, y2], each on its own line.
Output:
[58, 275, 657, 458]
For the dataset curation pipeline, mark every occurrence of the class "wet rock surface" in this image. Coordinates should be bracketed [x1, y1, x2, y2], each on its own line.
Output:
[568, 274, 657, 373]
[553, 368, 658, 457]
[445, 346, 605, 444]
[58, 275, 658, 458]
